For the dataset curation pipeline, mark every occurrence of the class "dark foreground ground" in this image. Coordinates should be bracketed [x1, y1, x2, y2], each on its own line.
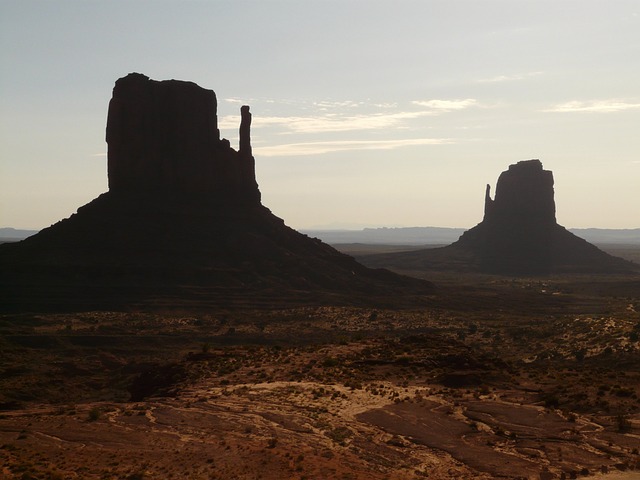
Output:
[1, 265, 639, 479]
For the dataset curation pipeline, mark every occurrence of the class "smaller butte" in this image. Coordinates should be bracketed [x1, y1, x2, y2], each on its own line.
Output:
[361, 160, 636, 275]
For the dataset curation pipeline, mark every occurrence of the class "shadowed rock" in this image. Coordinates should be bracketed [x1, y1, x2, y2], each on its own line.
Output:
[106, 73, 259, 203]
[361, 160, 637, 275]
[0, 74, 431, 312]
[483, 159, 555, 225]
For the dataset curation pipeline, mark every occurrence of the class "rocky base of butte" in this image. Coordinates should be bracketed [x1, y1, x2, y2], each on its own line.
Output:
[0, 74, 430, 312]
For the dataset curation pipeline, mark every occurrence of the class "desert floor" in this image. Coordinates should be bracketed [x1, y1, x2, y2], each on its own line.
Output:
[1, 269, 639, 479]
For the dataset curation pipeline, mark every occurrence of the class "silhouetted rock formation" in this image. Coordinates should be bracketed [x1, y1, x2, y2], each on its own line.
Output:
[483, 160, 555, 225]
[0, 74, 430, 312]
[361, 160, 636, 275]
[106, 73, 259, 203]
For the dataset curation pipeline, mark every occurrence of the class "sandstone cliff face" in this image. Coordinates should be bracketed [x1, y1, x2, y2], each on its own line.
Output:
[106, 73, 259, 203]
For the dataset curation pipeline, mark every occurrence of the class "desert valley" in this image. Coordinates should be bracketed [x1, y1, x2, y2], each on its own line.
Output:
[0, 74, 638, 480]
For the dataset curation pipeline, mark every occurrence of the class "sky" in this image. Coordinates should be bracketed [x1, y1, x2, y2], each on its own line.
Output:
[1, 0, 639, 230]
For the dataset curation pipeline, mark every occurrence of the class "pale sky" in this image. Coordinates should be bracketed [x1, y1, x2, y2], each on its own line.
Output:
[1, 0, 639, 230]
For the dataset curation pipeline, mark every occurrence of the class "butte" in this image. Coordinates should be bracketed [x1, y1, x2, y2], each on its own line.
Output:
[0, 73, 430, 312]
[361, 159, 637, 275]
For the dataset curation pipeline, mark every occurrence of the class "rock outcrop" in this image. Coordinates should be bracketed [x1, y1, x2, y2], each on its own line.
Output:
[0, 74, 430, 312]
[106, 73, 259, 203]
[482, 160, 555, 225]
[361, 160, 636, 275]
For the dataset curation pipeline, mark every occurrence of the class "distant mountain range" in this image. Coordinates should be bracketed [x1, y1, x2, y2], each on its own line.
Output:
[2, 226, 639, 246]
[300, 227, 640, 246]
[0, 228, 39, 242]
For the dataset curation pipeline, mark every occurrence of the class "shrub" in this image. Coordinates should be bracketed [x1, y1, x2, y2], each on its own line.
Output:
[87, 407, 101, 422]
[616, 414, 631, 433]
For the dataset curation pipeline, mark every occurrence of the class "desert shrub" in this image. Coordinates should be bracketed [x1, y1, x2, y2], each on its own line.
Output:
[345, 379, 362, 390]
[322, 356, 339, 368]
[613, 387, 634, 397]
[543, 393, 560, 409]
[616, 414, 631, 433]
[326, 426, 352, 445]
[87, 407, 101, 422]
[45, 470, 64, 480]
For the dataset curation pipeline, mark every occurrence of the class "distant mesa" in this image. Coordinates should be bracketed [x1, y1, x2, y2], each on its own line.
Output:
[0, 73, 430, 311]
[361, 159, 637, 274]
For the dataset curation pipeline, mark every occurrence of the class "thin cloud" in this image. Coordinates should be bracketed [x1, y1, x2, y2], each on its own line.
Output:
[219, 98, 478, 135]
[220, 110, 434, 134]
[255, 138, 452, 157]
[313, 100, 363, 109]
[477, 71, 543, 83]
[411, 99, 478, 112]
[544, 100, 640, 113]
[372, 102, 399, 108]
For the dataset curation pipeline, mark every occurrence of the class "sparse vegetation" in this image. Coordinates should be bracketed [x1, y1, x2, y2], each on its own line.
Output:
[1, 270, 639, 479]
[87, 407, 101, 422]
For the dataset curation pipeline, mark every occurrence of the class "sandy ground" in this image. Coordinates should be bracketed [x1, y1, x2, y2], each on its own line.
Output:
[1, 371, 639, 479]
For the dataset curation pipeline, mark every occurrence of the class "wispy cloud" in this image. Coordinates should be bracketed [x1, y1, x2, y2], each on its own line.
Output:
[220, 98, 478, 134]
[477, 71, 543, 83]
[312, 100, 363, 109]
[255, 138, 453, 157]
[411, 99, 478, 112]
[544, 99, 640, 113]
[220, 111, 433, 134]
[224, 97, 247, 104]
